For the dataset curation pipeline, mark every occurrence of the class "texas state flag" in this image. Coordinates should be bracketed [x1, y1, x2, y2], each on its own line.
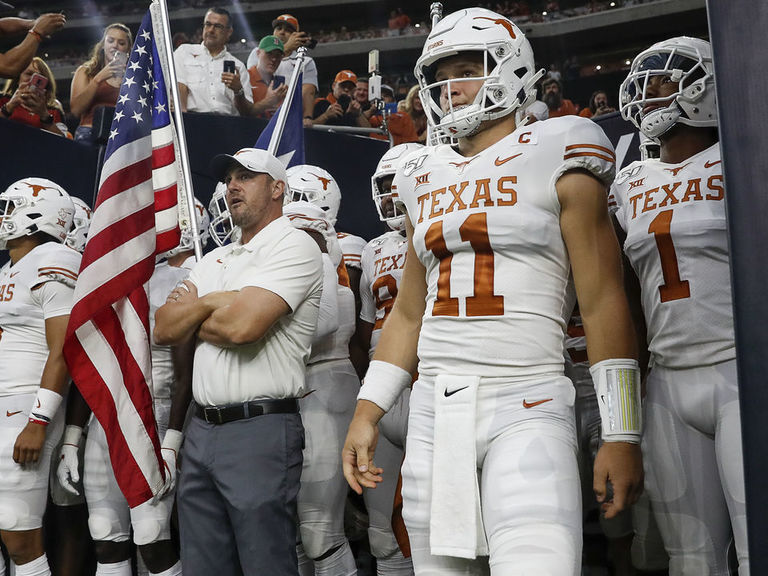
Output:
[254, 73, 305, 168]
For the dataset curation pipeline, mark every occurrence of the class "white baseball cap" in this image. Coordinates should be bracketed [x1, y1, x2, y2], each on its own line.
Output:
[210, 148, 287, 184]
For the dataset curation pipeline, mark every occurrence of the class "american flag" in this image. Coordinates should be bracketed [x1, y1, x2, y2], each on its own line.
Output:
[63, 3, 181, 507]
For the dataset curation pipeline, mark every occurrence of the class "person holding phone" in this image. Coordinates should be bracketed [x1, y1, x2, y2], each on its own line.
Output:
[0, 56, 69, 137]
[173, 7, 253, 116]
[247, 35, 289, 119]
[70, 23, 132, 142]
[313, 69, 371, 128]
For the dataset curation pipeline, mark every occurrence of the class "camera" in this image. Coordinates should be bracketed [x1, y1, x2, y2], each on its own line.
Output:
[337, 94, 351, 113]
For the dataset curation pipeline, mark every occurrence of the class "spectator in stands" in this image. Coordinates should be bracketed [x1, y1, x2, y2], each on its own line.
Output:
[403, 85, 427, 143]
[542, 76, 579, 117]
[247, 35, 289, 118]
[0, 13, 65, 77]
[172, 31, 189, 50]
[355, 77, 371, 112]
[367, 84, 419, 146]
[70, 23, 132, 142]
[313, 69, 371, 128]
[0, 56, 69, 137]
[579, 89, 616, 118]
[174, 7, 253, 116]
[252, 14, 318, 126]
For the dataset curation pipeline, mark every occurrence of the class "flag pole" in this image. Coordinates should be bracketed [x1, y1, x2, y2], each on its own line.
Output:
[154, 0, 202, 261]
[267, 47, 306, 157]
[427, 2, 443, 147]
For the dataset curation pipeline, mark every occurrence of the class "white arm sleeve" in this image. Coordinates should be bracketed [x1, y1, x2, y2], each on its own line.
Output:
[313, 254, 339, 342]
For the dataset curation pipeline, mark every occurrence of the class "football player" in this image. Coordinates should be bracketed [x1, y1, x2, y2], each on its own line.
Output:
[0, 177, 78, 576]
[343, 8, 642, 575]
[357, 143, 423, 576]
[284, 176, 360, 576]
[611, 37, 747, 575]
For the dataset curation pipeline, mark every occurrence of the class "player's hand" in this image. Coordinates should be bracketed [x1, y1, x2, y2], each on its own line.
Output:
[56, 442, 81, 495]
[33, 13, 66, 37]
[594, 441, 643, 518]
[13, 421, 47, 465]
[342, 402, 384, 494]
[154, 429, 183, 502]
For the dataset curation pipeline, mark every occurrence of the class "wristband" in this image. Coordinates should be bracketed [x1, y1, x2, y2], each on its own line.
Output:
[30, 387, 63, 425]
[590, 358, 642, 443]
[28, 29, 43, 42]
[62, 425, 84, 447]
[1, 104, 10, 117]
[234, 87, 244, 97]
[161, 429, 183, 454]
[357, 360, 412, 412]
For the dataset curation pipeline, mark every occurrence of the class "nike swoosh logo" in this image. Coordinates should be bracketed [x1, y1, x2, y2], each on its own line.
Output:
[36, 399, 41, 408]
[10, 272, 19, 277]
[522, 398, 553, 409]
[444, 386, 469, 398]
[6, 410, 22, 417]
[704, 160, 721, 168]
[495, 153, 523, 166]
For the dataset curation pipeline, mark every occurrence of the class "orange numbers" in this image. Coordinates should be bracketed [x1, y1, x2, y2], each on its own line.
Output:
[648, 210, 690, 302]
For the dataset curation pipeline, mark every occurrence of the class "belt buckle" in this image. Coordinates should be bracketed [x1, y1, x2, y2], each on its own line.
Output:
[204, 406, 224, 425]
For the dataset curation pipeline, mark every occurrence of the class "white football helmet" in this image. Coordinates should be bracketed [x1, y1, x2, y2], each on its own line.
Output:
[414, 7, 543, 139]
[208, 182, 234, 247]
[0, 177, 74, 250]
[65, 196, 92, 253]
[619, 36, 717, 139]
[371, 143, 423, 232]
[163, 197, 210, 258]
[285, 165, 341, 225]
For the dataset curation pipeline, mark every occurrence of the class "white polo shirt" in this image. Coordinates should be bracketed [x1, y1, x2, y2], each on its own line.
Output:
[174, 42, 254, 115]
[187, 216, 323, 405]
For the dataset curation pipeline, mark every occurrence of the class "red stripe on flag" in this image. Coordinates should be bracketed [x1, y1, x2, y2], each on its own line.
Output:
[63, 330, 155, 506]
[156, 229, 181, 255]
[79, 206, 156, 270]
[154, 184, 178, 212]
[95, 157, 153, 209]
[151, 142, 175, 168]
[67, 256, 155, 332]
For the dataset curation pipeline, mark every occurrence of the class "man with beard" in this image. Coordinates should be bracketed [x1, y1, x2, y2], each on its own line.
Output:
[542, 76, 579, 117]
[154, 148, 324, 575]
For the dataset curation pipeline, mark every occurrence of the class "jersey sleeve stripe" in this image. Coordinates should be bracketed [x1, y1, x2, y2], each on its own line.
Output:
[564, 143, 616, 159]
[39, 267, 79, 280]
[563, 151, 616, 163]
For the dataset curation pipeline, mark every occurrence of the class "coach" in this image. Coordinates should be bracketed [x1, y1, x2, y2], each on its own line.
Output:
[154, 148, 323, 575]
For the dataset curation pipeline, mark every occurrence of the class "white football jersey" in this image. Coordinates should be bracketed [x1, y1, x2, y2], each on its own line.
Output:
[148, 261, 191, 400]
[393, 116, 615, 377]
[609, 143, 733, 368]
[309, 281, 355, 363]
[0, 243, 80, 396]
[337, 232, 367, 271]
[360, 230, 408, 359]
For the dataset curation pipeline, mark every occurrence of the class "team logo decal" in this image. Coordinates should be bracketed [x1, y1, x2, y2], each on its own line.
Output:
[472, 16, 517, 39]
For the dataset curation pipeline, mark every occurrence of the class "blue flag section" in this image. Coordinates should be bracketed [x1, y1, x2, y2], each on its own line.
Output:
[254, 73, 305, 168]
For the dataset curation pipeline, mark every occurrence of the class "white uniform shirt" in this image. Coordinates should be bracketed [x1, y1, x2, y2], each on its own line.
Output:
[359, 230, 408, 358]
[0, 243, 80, 396]
[337, 232, 367, 271]
[393, 116, 615, 378]
[148, 261, 191, 400]
[609, 143, 733, 368]
[174, 43, 253, 115]
[187, 217, 323, 405]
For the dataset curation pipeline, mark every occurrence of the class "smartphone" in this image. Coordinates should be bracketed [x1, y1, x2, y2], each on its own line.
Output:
[337, 93, 351, 113]
[29, 72, 48, 93]
[112, 51, 128, 67]
[223, 60, 236, 74]
[272, 75, 285, 88]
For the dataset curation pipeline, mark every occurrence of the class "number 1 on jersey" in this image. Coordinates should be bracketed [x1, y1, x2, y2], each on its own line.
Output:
[648, 209, 690, 303]
[424, 212, 504, 317]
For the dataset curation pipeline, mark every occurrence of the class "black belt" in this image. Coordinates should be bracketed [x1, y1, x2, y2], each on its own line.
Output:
[194, 398, 299, 425]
